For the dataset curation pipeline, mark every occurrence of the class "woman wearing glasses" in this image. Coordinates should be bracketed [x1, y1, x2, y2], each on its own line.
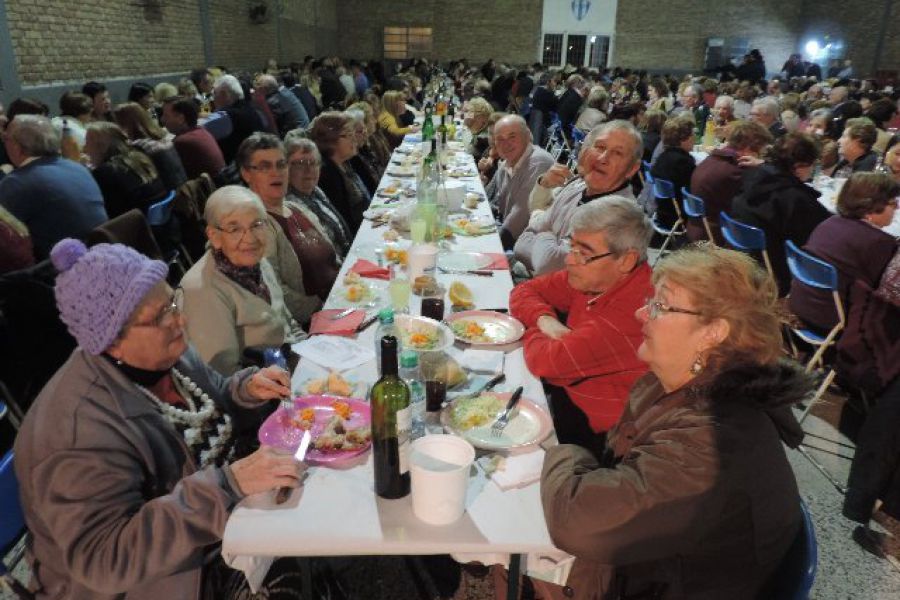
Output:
[236, 133, 333, 316]
[14, 237, 305, 599]
[180, 185, 304, 375]
[535, 244, 812, 600]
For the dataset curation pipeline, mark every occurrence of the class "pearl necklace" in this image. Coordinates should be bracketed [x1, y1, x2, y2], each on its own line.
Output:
[136, 368, 233, 467]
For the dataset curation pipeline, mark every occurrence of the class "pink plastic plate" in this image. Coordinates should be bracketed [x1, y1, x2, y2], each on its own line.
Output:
[258, 395, 371, 466]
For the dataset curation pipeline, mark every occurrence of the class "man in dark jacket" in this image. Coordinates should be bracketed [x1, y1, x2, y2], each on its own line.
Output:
[204, 75, 268, 164]
[254, 74, 309, 136]
[557, 74, 588, 137]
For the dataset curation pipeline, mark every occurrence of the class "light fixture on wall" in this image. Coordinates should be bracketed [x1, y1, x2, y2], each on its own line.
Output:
[804, 39, 832, 60]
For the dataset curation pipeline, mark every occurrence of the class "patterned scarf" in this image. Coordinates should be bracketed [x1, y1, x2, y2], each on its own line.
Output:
[212, 249, 271, 304]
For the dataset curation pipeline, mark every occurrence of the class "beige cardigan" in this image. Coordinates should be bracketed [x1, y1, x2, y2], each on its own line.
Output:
[180, 251, 304, 375]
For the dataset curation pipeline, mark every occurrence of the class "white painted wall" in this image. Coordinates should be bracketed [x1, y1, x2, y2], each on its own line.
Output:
[541, 0, 618, 35]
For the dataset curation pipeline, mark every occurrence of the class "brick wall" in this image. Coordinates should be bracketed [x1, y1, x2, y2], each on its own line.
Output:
[335, 0, 543, 66]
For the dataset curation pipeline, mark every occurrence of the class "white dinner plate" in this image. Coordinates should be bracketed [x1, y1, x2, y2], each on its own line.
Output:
[437, 252, 493, 272]
[444, 311, 525, 346]
[441, 392, 552, 452]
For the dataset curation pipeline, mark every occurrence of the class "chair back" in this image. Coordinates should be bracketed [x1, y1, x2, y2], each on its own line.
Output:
[765, 500, 817, 599]
[653, 177, 676, 200]
[87, 209, 163, 261]
[719, 211, 766, 251]
[146, 190, 177, 227]
[642, 160, 652, 173]
[681, 189, 706, 218]
[785, 240, 838, 291]
[0, 451, 26, 575]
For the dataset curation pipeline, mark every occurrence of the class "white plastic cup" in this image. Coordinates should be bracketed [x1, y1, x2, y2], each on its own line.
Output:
[437, 180, 466, 212]
[410, 435, 475, 525]
[408, 243, 439, 280]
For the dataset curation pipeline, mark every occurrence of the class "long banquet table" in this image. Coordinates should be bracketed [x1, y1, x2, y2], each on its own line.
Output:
[222, 134, 562, 594]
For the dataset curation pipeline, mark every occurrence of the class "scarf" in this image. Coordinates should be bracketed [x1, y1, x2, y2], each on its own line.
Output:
[212, 249, 271, 304]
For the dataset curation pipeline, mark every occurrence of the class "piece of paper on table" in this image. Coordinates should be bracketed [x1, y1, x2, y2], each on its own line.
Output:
[221, 553, 273, 594]
[459, 348, 505, 373]
[295, 335, 375, 370]
[490, 448, 545, 491]
[309, 309, 366, 336]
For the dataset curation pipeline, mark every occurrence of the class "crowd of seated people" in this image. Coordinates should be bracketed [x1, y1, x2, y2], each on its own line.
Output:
[2, 52, 900, 599]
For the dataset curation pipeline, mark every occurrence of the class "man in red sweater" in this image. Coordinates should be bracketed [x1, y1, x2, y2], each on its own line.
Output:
[510, 196, 653, 455]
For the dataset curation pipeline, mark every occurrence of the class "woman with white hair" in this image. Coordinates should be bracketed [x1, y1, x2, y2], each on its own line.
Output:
[180, 185, 305, 375]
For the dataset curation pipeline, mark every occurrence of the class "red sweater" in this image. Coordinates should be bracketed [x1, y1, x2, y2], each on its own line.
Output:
[510, 263, 652, 432]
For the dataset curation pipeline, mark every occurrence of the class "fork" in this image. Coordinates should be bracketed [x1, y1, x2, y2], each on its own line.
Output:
[491, 386, 524, 437]
[329, 307, 355, 321]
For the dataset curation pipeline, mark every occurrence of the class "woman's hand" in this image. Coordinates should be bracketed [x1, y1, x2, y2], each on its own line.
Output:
[229, 446, 306, 496]
[737, 155, 764, 168]
[246, 366, 291, 401]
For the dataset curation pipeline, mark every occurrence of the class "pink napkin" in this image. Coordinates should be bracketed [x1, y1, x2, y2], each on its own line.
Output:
[485, 253, 510, 270]
[309, 309, 366, 336]
[349, 259, 390, 280]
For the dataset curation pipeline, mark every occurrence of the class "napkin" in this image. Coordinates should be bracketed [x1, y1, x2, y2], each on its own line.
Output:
[459, 348, 505, 373]
[295, 335, 375, 370]
[349, 259, 390, 280]
[309, 309, 366, 336]
[484, 253, 510, 270]
[490, 448, 546, 491]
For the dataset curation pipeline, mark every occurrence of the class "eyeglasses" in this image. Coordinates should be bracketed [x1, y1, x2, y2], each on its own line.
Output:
[214, 219, 267, 240]
[130, 287, 184, 329]
[246, 160, 288, 173]
[644, 298, 702, 320]
[290, 158, 320, 169]
[564, 236, 614, 266]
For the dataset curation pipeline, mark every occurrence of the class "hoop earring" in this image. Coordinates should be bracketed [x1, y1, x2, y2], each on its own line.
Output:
[690, 354, 704, 375]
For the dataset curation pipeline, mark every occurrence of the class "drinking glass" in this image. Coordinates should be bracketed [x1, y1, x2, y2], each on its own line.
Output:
[421, 297, 445, 322]
[388, 272, 411, 314]
[410, 217, 427, 243]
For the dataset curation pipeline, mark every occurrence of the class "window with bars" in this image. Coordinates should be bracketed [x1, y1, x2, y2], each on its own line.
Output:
[542, 33, 563, 66]
[588, 36, 610, 68]
[384, 27, 433, 59]
[566, 35, 587, 67]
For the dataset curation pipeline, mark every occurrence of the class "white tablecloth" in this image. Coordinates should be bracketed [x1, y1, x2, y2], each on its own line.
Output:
[811, 176, 900, 237]
[222, 137, 562, 589]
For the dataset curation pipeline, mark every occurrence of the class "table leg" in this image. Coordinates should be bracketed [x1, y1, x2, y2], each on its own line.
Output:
[507, 553, 522, 600]
[298, 557, 313, 599]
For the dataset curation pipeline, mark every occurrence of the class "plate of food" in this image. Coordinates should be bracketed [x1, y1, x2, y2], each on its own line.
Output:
[259, 396, 372, 465]
[386, 165, 417, 177]
[395, 313, 454, 352]
[445, 310, 525, 346]
[298, 370, 366, 398]
[440, 392, 552, 451]
[450, 217, 495, 237]
[328, 280, 382, 308]
[437, 252, 493, 272]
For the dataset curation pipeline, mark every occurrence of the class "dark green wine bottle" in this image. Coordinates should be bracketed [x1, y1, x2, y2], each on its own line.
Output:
[371, 335, 411, 499]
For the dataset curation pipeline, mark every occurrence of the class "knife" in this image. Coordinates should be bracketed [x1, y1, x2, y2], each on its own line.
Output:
[275, 429, 311, 505]
[455, 372, 506, 401]
[437, 267, 494, 276]
[355, 312, 380, 332]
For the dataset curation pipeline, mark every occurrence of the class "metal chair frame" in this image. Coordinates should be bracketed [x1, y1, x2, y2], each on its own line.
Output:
[681, 188, 716, 244]
[649, 178, 685, 265]
[0, 451, 32, 599]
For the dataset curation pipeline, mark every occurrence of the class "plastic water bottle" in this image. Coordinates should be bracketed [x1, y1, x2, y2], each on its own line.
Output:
[399, 350, 426, 438]
[374, 308, 399, 375]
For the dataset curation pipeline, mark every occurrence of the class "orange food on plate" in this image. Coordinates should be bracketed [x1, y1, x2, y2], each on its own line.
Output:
[327, 371, 353, 396]
[384, 247, 409, 265]
[331, 400, 352, 419]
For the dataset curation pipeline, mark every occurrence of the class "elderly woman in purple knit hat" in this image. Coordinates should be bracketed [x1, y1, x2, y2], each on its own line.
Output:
[13, 239, 305, 600]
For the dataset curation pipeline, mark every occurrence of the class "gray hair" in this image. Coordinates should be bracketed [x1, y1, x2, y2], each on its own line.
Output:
[284, 134, 321, 163]
[684, 83, 702, 98]
[752, 97, 780, 118]
[214, 74, 244, 102]
[8, 115, 60, 158]
[584, 119, 643, 165]
[810, 107, 833, 121]
[344, 108, 365, 124]
[494, 114, 532, 141]
[714, 95, 734, 109]
[255, 74, 279, 94]
[204, 185, 267, 226]
[570, 196, 652, 262]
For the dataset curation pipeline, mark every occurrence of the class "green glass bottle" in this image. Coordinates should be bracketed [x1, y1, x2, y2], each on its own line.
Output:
[422, 103, 435, 141]
[371, 335, 411, 499]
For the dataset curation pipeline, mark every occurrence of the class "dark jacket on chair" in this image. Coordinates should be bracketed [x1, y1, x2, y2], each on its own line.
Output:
[650, 147, 696, 230]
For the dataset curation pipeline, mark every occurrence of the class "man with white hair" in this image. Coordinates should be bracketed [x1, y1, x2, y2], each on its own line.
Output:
[203, 74, 268, 163]
[884, 144, 900, 184]
[514, 120, 641, 276]
[712, 95, 737, 141]
[254, 74, 309, 137]
[0, 115, 106, 260]
[486, 114, 554, 248]
[510, 197, 652, 454]
[750, 97, 787, 138]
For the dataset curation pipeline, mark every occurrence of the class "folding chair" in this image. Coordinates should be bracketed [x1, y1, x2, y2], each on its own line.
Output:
[568, 127, 587, 168]
[545, 113, 570, 161]
[681, 188, 716, 244]
[649, 178, 684, 265]
[147, 190, 193, 271]
[0, 451, 32, 599]
[785, 240, 845, 423]
[719, 211, 775, 281]
[764, 500, 817, 600]
[87, 209, 184, 284]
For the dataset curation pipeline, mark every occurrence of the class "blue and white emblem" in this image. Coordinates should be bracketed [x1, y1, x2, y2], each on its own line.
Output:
[571, 0, 591, 21]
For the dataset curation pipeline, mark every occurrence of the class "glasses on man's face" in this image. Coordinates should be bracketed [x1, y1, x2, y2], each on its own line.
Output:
[290, 158, 320, 170]
[564, 236, 614, 266]
[131, 287, 184, 329]
[644, 298, 702, 320]
[214, 219, 267, 240]
[246, 160, 288, 173]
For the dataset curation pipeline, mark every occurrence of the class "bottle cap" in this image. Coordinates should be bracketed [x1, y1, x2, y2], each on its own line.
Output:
[399, 350, 418, 368]
[378, 307, 395, 323]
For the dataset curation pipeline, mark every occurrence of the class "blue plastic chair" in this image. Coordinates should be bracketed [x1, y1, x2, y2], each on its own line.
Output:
[649, 178, 684, 264]
[785, 240, 845, 423]
[719, 211, 775, 280]
[681, 188, 716, 244]
[767, 500, 817, 600]
[146, 190, 192, 273]
[0, 450, 31, 598]
[146, 189, 177, 227]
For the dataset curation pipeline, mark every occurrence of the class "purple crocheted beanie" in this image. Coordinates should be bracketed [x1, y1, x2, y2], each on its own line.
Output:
[51, 239, 169, 355]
